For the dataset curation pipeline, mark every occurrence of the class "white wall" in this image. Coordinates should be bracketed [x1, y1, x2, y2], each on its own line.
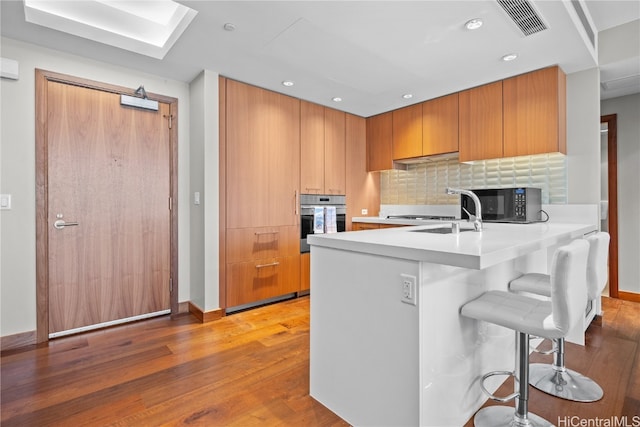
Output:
[601, 93, 640, 294]
[566, 67, 601, 204]
[189, 70, 220, 311]
[0, 37, 192, 337]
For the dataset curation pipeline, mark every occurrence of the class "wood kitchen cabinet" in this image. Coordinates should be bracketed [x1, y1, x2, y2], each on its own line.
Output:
[224, 79, 301, 308]
[300, 101, 346, 194]
[226, 79, 300, 228]
[300, 252, 310, 292]
[503, 66, 566, 157]
[352, 222, 408, 231]
[366, 111, 394, 171]
[392, 103, 423, 160]
[458, 80, 504, 162]
[324, 107, 346, 194]
[226, 255, 300, 307]
[422, 93, 459, 156]
[352, 222, 382, 231]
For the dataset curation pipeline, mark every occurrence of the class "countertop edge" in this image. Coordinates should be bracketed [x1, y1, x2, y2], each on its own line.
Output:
[309, 223, 596, 270]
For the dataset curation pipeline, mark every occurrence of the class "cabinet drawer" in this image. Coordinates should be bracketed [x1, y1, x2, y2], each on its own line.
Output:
[226, 255, 301, 307]
[227, 226, 299, 262]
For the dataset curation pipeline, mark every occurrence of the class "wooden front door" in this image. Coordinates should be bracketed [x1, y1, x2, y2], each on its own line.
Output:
[37, 72, 175, 338]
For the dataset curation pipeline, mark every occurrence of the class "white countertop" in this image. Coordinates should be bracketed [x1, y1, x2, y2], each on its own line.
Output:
[308, 222, 596, 269]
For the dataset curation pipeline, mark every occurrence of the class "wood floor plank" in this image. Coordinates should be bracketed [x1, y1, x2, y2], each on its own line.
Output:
[2, 295, 637, 426]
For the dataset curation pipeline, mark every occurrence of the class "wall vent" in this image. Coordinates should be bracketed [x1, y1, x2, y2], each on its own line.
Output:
[497, 0, 548, 36]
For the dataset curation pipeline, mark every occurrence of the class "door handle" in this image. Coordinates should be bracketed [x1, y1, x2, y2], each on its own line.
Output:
[54, 219, 79, 230]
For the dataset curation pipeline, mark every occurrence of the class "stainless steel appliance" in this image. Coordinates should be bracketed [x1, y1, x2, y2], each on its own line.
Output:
[386, 214, 456, 221]
[300, 194, 346, 253]
[460, 187, 543, 223]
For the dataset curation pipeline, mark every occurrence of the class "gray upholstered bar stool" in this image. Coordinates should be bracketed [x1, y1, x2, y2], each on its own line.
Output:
[508, 232, 610, 402]
[461, 239, 589, 427]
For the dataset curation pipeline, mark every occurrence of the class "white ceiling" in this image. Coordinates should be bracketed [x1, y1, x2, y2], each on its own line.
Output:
[1, 0, 639, 117]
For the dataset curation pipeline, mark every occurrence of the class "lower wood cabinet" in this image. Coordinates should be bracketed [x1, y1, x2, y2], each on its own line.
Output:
[352, 222, 408, 231]
[226, 225, 300, 307]
[226, 226, 299, 263]
[226, 255, 301, 307]
[353, 222, 383, 231]
[300, 252, 310, 292]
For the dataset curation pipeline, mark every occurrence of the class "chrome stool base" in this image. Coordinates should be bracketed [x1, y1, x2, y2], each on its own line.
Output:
[529, 363, 604, 402]
[474, 406, 553, 427]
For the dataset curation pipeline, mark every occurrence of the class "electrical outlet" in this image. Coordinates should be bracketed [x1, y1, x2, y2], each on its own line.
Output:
[400, 274, 417, 305]
[361, 208, 368, 215]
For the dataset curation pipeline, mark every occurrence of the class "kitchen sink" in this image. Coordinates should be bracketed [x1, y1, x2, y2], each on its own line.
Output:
[410, 227, 474, 234]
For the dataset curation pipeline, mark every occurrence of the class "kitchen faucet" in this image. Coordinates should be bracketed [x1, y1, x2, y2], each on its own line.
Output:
[445, 188, 483, 232]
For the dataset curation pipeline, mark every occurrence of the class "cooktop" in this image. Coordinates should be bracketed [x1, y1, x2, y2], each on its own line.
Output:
[386, 215, 456, 221]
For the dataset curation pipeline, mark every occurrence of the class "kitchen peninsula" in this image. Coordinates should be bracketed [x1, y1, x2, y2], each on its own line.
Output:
[307, 221, 595, 426]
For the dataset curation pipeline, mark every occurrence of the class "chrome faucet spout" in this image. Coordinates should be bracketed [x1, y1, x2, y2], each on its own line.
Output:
[445, 187, 483, 232]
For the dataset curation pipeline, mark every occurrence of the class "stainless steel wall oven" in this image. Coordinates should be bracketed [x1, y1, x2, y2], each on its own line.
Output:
[300, 194, 346, 253]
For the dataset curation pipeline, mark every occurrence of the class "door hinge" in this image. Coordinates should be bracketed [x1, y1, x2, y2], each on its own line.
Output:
[163, 114, 173, 129]
[169, 196, 172, 211]
[170, 277, 173, 294]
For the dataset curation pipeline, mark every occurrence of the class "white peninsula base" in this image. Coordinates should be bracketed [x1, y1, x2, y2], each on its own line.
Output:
[308, 222, 594, 426]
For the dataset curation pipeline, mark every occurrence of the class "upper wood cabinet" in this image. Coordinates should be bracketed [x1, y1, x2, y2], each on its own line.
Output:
[300, 101, 346, 194]
[392, 103, 423, 159]
[324, 108, 346, 194]
[366, 111, 393, 171]
[422, 93, 459, 156]
[225, 79, 300, 228]
[300, 101, 325, 193]
[458, 80, 504, 162]
[503, 66, 566, 157]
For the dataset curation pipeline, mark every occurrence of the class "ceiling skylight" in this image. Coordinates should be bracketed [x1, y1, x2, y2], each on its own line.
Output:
[23, 0, 197, 59]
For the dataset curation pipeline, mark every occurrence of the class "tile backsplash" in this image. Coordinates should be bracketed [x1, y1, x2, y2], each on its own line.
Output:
[380, 153, 567, 205]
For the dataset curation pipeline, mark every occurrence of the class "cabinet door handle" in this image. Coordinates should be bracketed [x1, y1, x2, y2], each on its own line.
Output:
[255, 261, 280, 269]
[294, 190, 298, 216]
[254, 231, 279, 236]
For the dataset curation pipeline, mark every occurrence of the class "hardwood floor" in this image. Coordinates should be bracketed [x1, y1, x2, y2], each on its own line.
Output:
[1, 296, 638, 426]
[1, 297, 347, 426]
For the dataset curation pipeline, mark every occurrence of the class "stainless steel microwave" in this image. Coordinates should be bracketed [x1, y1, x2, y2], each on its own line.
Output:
[460, 187, 542, 223]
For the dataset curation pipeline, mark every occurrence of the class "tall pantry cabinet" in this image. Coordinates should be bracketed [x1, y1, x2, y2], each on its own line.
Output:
[223, 79, 301, 308]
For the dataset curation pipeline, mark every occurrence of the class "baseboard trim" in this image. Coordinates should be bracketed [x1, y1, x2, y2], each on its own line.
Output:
[188, 302, 225, 323]
[178, 301, 190, 314]
[1, 330, 36, 352]
[618, 291, 640, 303]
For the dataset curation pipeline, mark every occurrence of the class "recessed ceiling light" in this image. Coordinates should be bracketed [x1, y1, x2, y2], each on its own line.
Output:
[332, 97, 342, 102]
[282, 81, 294, 87]
[23, 0, 197, 59]
[402, 94, 413, 99]
[223, 23, 236, 32]
[465, 18, 483, 30]
[502, 53, 519, 61]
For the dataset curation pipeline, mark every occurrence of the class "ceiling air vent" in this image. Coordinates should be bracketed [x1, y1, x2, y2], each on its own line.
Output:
[569, 0, 596, 49]
[497, 0, 548, 36]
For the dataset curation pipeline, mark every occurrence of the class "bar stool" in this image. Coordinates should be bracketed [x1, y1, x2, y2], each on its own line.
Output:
[461, 239, 589, 427]
[509, 232, 610, 402]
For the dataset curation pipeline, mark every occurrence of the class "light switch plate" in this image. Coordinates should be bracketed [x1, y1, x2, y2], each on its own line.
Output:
[0, 194, 12, 210]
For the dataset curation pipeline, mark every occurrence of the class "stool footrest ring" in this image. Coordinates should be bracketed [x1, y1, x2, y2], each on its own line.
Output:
[530, 337, 556, 355]
[480, 370, 519, 403]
